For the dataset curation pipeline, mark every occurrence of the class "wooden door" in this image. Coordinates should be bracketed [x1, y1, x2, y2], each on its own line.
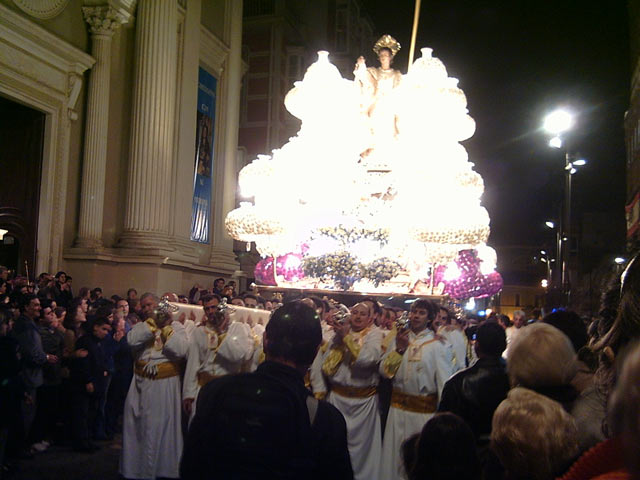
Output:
[0, 96, 45, 278]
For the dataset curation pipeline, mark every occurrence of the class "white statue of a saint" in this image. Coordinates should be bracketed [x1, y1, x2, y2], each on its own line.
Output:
[354, 35, 403, 155]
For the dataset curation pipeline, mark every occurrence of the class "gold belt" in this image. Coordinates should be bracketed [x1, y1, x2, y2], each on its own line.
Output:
[134, 360, 182, 380]
[196, 370, 222, 387]
[331, 383, 377, 398]
[391, 389, 437, 414]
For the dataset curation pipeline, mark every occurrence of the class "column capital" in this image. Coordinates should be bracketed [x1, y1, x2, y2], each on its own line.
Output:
[82, 5, 126, 36]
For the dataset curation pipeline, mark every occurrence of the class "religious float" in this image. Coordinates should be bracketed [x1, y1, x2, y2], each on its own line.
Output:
[225, 35, 502, 301]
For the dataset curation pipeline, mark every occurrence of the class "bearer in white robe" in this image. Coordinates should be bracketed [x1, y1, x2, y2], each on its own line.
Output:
[120, 294, 189, 480]
[322, 302, 383, 480]
[379, 299, 454, 480]
[437, 308, 468, 372]
[182, 296, 254, 421]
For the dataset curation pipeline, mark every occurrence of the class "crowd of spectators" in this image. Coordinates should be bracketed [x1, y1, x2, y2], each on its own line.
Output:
[0, 261, 639, 480]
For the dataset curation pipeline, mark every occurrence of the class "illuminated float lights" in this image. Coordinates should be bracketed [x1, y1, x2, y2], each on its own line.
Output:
[226, 46, 502, 298]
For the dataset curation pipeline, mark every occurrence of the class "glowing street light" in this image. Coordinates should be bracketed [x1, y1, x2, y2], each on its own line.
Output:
[549, 136, 563, 149]
[545, 221, 555, 229]
[544, 109, 574, 134]
[615, 257, 626, 265]
[573, 158, 587, 166]
[541, 279, 548, 288]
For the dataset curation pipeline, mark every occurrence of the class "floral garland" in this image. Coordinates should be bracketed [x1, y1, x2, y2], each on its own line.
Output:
[302, 252, 401, 290]
[314, 226, 389, 246]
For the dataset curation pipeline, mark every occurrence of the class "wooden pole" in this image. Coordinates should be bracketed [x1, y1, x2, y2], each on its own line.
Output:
[430, 263, 436, 295]
[407, 0, 422, 71]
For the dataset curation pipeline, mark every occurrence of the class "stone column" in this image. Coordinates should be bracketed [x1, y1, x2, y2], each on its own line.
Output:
[119, 0, 177, 250]
[75, 6, 125, 248]
[211, 0, 243, 268]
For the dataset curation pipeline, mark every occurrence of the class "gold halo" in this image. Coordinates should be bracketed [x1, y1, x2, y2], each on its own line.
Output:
[373, 35, 401, 57]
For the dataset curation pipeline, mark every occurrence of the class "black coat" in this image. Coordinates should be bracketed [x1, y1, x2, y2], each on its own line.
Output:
[437, 356, 510, 442]
[11, 314, 47, 389]
[181, 361, 353, 480]
[70, 333, 109, 394]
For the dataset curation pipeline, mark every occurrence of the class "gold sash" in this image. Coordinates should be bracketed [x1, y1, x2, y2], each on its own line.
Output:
[134, 360, 183, 380]
[331, 383, 377, 398]
[391, 389, 437, 414]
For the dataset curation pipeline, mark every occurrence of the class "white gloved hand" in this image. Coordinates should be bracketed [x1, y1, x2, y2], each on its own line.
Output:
[143, 361, 158, 377]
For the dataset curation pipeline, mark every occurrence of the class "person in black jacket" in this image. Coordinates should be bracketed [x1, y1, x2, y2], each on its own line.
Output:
[70, 317, 111, 452]
[437, 320, 510, 444]
[181, 301, 353, 480]
[0, 307, 23, 470]
[11, 294, 58, 452]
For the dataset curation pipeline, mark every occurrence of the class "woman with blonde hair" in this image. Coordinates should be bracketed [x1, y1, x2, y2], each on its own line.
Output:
[491, 387, 579, 480]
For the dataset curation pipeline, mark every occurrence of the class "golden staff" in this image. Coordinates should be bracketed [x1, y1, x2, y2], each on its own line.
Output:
[407, 0, 422, 71]
[24, 260, 30, 284]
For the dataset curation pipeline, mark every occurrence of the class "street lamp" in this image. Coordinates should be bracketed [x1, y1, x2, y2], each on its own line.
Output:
[543, 109, 574, 134]
[543, 108, 586, 306]
[537, 249, 553, 287]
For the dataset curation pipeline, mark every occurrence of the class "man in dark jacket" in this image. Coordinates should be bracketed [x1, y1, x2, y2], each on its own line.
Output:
[11, 294, 57, 448]
[70, 317, 111, 452]
[181, 301, 353, 480]
[32, 300, 64, 450]
[437, 321, 510, 443]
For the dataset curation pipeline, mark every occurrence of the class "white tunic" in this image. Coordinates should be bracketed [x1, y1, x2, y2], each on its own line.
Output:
[438, 326, 468, 372]
[323, 326, 384, 480]
[120, 320, 188, 480]
[379, 329, 454, 480]
[309, 326, 334, 397]
[182, 321, 254, 420]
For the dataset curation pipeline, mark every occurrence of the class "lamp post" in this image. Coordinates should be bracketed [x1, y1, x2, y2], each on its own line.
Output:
[544, 220, 561, 291]
[543, 109, 586, 306]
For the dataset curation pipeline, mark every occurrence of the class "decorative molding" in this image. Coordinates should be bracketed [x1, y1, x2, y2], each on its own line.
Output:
[83, 0, 137, 26]
[0, 3, 94, 273]
[12, 0, 69, 19]
[82, 5, 126, 36]
[0, 4, 95, 97]
[64, 247, 232, 274]
[199, 24, 229, 77]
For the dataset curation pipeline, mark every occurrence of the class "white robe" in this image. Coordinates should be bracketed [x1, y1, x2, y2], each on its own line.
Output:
[324, 326, 383, 480]
[120, 320, 188, 480]
[310, 326, 334, 397]
[182, 321, 254, 420]
[438, 326, 468, 372]
[379, 329, 454, 480]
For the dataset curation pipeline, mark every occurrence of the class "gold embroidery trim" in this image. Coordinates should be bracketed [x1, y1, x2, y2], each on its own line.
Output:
[382, 350, 403, 378]
[391, 389, 437, 414]
[382, 326, 397, 353]
[145, 318, 159, 333]
[160, 325, 174, 343]
[343, 334, 361, 360]
[322, 345, 345, 376]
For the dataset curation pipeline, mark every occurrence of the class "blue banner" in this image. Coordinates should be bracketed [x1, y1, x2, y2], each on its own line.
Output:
[190, 67, 217, 243]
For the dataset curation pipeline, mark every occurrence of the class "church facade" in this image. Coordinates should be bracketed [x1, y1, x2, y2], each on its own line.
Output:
[0, 0, 245, 294]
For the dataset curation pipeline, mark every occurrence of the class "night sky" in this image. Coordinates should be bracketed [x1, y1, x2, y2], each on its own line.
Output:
[364, 1, 630, 250]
